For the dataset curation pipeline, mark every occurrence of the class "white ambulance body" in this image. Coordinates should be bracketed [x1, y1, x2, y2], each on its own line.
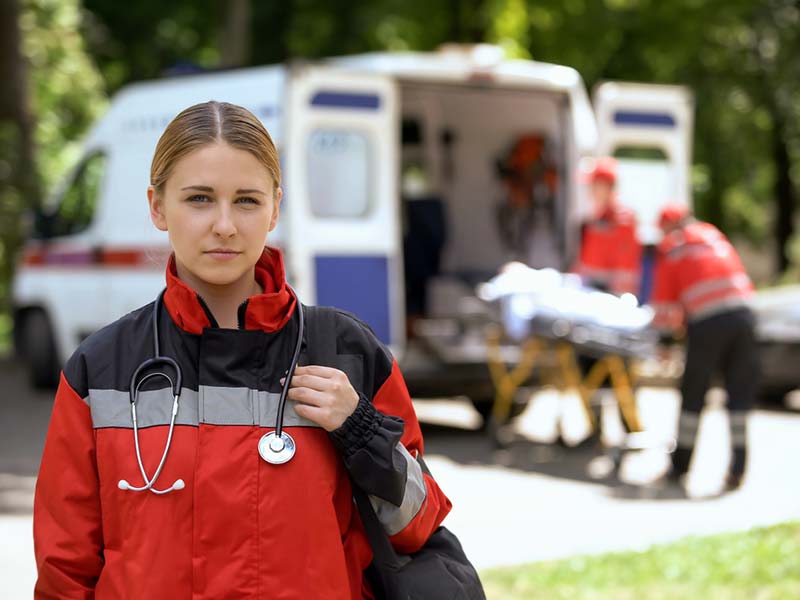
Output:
[12, 46, 692, 404]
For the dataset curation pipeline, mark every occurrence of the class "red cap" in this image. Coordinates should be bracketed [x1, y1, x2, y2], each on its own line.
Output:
[658, 203, 690, 230]
[583, 156, 617, 184]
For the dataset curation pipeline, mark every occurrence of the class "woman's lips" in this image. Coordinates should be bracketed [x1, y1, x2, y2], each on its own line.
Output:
[204, 250, 242, 261]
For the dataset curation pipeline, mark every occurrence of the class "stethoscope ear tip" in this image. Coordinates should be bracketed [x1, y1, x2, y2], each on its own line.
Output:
[118, 480, 130, 490]
[172, 479, 186, 490]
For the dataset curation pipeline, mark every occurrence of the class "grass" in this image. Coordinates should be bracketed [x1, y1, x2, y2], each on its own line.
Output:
[480, 522, 800, 599]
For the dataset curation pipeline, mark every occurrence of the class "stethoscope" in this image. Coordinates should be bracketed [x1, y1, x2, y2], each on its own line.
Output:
[118, 286, 304, 494]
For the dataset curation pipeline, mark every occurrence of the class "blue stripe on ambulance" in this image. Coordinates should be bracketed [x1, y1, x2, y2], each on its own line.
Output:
[613, 111, 675, 127]
[314, 255, 392, 344]
[310, 91, 381, 110]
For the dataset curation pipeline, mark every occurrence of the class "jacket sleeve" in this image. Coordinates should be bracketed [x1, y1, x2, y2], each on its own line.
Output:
[34, 371, 104, 598]
[650, 250, 683, 331]
[330, 320, 452, 554]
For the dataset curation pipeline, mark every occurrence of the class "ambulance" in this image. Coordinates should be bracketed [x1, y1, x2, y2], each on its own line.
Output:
[12, 45, 693, 418]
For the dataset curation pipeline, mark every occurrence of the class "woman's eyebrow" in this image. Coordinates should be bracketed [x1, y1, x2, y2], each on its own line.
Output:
[180, 185, 265, 195]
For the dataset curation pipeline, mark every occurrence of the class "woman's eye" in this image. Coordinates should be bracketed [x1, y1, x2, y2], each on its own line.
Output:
[187, 194, 210, 203]
[237, 196, 260, 205]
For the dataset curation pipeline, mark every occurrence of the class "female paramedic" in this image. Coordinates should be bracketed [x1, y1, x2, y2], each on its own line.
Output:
[33, 101, 452, 599]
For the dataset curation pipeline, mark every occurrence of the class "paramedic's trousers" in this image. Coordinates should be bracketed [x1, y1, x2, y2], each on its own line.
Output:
[672, 307, 758, 477]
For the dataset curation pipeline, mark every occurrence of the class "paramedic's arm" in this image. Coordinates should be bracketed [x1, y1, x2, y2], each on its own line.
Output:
[34, 372, 103, 598]
[330, 342, 451, 554]
[649, 252, 683, 336]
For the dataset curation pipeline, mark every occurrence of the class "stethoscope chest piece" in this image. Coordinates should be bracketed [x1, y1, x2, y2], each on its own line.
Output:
[258, 431, 296, 465]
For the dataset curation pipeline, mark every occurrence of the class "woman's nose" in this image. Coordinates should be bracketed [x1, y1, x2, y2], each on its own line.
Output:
[211, 205, 237, 238]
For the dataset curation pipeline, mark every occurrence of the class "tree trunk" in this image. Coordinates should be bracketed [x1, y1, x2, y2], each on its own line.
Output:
[0, 0, 39, 313]
[771, 110, 795, 275]
[219, 0, 252, 68]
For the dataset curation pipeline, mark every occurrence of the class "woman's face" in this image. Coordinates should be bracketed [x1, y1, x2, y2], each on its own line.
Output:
[147, 141, 281, 289]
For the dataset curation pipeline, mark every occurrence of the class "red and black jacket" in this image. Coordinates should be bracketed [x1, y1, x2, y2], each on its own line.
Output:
[651, 221, 753, 329]
[573, 203, 641, 296]
[34, 247, 451, 599]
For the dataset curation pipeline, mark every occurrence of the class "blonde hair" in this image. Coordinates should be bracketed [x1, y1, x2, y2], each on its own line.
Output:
[150, 101, 281, 194]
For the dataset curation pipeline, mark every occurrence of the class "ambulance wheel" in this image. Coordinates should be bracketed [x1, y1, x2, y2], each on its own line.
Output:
[22, 310, 60, 390]
[471, 396, 529, 428]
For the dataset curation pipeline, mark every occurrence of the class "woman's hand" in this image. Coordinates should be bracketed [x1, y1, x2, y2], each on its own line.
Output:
[281, 365, 359, 432]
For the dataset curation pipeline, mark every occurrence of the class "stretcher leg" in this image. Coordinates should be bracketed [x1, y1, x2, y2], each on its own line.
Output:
[606, 355, 643, 433]
[485, 328, 541, 425]
[554, 343, 597, 430]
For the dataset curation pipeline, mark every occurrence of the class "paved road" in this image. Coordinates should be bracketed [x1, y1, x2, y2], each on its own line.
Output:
[3, 358, 799, 598]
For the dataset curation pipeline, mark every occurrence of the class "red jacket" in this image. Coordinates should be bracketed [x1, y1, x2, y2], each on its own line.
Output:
[651, 221, 753, 328]
[573, 204, 641, 296]
[33, 247, 451, 599]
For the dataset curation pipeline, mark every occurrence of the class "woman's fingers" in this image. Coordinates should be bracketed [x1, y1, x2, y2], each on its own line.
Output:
[286, 386, 327, 407]
[280, 365, 348, 392]
[291, 365, 339, 379]
[282, 364, 359, 432]
[282, 372, 330, 392]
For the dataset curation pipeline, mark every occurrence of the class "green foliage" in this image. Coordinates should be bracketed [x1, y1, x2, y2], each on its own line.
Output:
[6, 0, 800, 272]
[481, 521, 800, 599]
[21, 0, 107, 194]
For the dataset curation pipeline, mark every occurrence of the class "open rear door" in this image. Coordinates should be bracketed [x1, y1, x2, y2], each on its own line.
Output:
[594, 82, 694, 245]
[285, 67, 403, 348]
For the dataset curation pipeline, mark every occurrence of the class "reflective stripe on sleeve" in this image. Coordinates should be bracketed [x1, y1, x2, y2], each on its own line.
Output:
[369, 442, 427, 536]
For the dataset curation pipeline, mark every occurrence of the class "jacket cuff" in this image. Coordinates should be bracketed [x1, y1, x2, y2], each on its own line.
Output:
[330, 393, 382, 457]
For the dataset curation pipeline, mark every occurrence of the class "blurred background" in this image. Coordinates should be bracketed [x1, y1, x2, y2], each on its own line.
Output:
[2, 0, 800, 598]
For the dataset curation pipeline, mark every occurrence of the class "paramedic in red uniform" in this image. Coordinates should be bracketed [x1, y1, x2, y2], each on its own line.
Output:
[651, 204, 756, 491]
[33, 101, 451, 599]
[573, 156, 641, 297]
[567, 157, 642, 448]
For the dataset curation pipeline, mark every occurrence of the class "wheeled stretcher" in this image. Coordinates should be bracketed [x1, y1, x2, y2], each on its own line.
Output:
[477, 263, 664, 451]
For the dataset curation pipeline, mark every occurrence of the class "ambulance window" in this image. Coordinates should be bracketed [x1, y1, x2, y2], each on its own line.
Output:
[307, 130, 371, 218]
[613, 147, 668, 161]
[48, 151, 107, 237]
[613, 145, 674, 244]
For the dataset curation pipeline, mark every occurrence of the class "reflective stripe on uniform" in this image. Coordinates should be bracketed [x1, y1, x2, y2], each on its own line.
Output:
[87, 386, 320, 429]
[688, 297, 749, 322]
[677, 411, 701, 447]
[680, 273, 751, 305]
[731, 411, 748, 446]
[369, 443, 427, 536]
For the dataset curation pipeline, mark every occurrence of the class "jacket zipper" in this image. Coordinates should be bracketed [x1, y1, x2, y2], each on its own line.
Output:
[195, 294, 220, 328]
[195, 294, 250, 330]
[237, 299, 249, 330]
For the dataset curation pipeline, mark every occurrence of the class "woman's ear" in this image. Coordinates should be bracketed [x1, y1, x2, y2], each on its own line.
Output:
[268, 187, 282, 232]
[147, 186, 168, 231]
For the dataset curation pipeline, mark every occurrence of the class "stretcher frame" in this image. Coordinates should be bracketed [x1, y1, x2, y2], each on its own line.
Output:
[484, 324, 644, 445]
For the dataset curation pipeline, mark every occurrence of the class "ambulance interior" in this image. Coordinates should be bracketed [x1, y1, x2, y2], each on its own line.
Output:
[397, 82, 574, 335]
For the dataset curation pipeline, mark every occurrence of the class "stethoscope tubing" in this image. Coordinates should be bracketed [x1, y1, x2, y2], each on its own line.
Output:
[274, 295, 304, 439]
[121, 285, 304, 494]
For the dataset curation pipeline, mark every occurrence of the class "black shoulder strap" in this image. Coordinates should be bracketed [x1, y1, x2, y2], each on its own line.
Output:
[301, 304, 338, 366]
[302, 303, 403, 571]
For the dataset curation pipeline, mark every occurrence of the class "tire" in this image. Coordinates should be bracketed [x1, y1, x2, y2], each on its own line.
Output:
[470, 394, 530, 426]
[22, 310, 61, 390]
[758, 387, 794, 407]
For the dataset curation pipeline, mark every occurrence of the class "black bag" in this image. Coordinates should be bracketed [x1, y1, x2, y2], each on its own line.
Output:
[303, 305, 486, 600]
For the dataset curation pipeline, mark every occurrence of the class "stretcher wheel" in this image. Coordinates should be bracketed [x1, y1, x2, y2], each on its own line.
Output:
[20, 309, 61, 390]
[471, 395, 529, 427]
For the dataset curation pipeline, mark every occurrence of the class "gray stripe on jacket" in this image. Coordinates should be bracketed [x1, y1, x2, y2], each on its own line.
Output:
[87, 386, 319, 429]
[369, 443, 428, 536]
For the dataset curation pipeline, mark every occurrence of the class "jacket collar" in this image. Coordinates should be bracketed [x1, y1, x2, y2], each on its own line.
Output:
[598, 200, 634, 224]
[163, 246, 297, 334]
